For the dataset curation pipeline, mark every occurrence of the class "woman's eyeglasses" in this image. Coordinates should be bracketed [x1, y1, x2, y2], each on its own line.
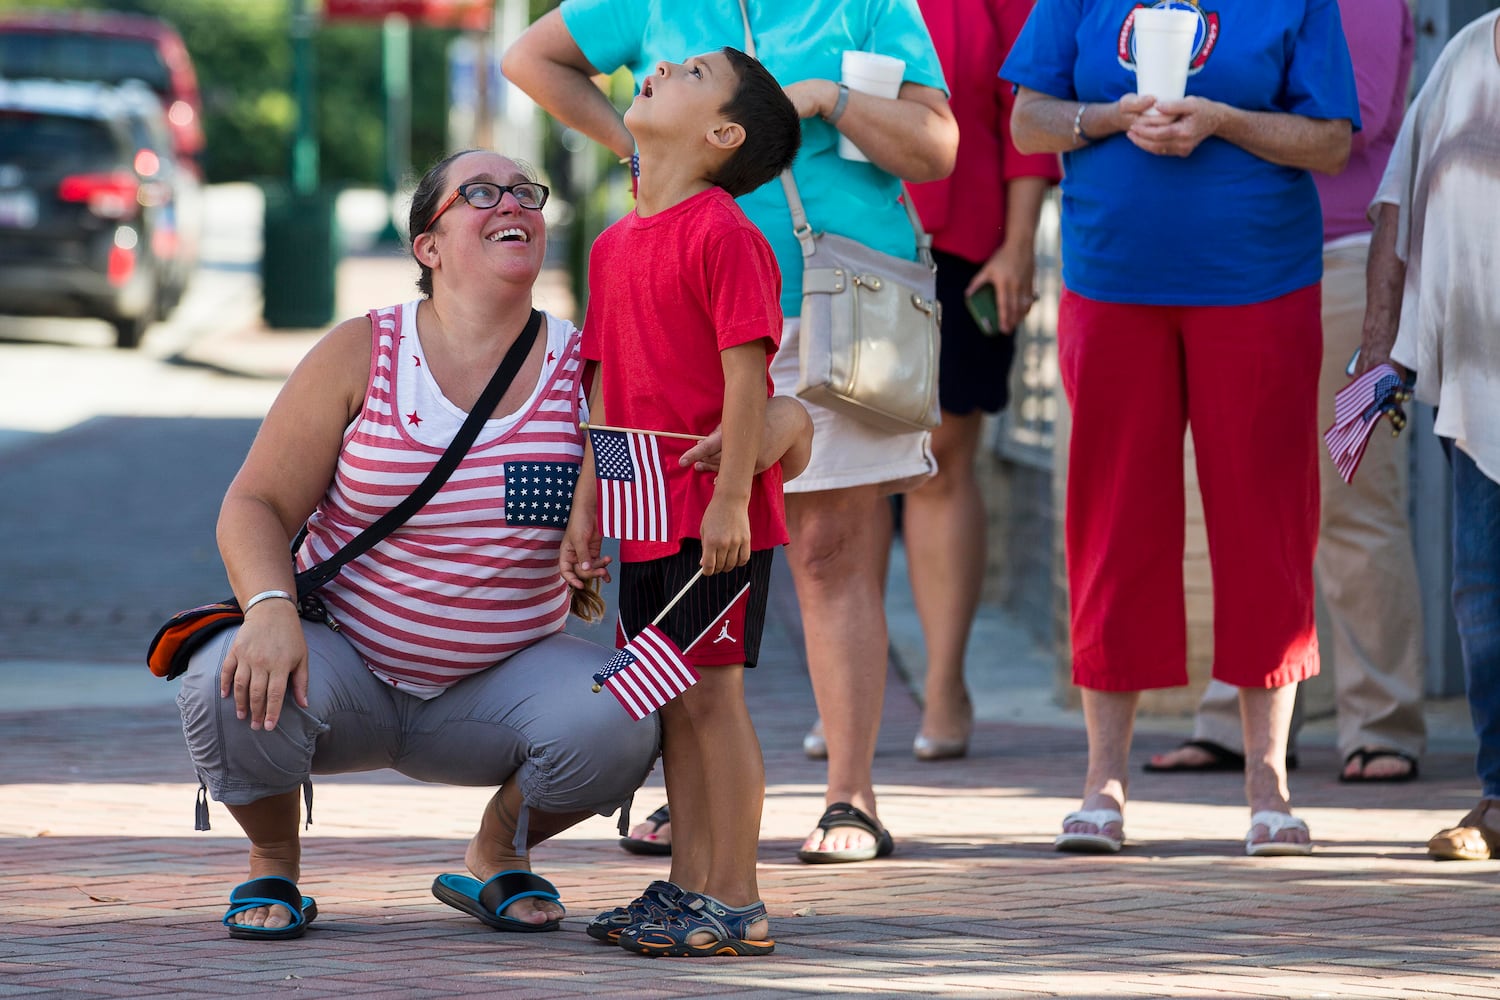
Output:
[422, 181, 549, 233]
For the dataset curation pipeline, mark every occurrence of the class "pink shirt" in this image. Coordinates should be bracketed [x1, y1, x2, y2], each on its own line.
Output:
[907, 0, 1061, 264]
[1313, 0, 1414, 243]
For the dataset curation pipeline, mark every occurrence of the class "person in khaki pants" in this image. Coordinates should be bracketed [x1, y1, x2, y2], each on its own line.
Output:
[1145, 0, 1425, 784]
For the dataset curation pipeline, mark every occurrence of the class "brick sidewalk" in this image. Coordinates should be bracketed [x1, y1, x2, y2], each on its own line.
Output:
[3, 251, 1496, 998]
[3, 569, 1497, 999]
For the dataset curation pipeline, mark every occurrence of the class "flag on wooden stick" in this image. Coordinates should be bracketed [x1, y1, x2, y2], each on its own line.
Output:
[588, 427, 670, 542]
[591, 624, 699, 720]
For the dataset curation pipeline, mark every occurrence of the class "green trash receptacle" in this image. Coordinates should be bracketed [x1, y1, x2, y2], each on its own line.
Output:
[261, 183, 339, 329]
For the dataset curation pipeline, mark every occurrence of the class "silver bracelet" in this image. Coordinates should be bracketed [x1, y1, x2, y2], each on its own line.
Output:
[243, 589, 296, 613]
[824, 82, 850, 126]
[1072, 102, 1091, 144]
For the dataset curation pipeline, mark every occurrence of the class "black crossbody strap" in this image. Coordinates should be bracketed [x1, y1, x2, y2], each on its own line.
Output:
[292, 308, 544, 594]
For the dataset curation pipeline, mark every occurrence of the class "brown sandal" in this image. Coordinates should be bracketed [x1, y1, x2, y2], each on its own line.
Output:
[1428, 799, 1500, 860]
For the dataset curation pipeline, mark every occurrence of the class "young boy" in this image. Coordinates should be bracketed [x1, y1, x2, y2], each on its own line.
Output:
[560, 47, 802, 957]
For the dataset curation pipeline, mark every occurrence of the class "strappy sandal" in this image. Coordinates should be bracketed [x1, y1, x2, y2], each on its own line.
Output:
[619, 803, 672, 856]
[616, 890, 774, 957]
[796, 801, 895, 864]
[586, 880, 684, 944]
[1339, 748, 1418, 783]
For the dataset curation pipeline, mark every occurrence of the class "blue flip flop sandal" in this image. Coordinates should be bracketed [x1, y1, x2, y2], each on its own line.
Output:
[431, 870, 564, 932]
[223, 876, 317, 941]
[617, 890, 774, 957]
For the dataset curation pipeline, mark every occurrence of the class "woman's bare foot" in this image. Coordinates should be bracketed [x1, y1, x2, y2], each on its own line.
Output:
[1340, 748, 1417, 781]
[1147, 743, 1223, 770]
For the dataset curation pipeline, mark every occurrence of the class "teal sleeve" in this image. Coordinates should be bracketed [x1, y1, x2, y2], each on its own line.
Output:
[560, 0, 648, 77]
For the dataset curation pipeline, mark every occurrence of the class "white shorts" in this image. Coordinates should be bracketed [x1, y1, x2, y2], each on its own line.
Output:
[771, 318, 935, 495]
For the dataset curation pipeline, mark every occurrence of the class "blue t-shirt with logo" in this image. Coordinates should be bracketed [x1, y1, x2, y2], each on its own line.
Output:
[1002, 0, 1359, 306]
[560, 0, 947, 317]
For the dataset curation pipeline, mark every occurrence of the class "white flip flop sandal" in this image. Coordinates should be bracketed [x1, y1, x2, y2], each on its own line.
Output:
[1245, 810, 1314, 856]
[1055, 808, 1125, 853]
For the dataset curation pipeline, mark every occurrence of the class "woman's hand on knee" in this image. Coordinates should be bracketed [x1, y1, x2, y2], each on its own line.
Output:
[220, 609, 309, 732]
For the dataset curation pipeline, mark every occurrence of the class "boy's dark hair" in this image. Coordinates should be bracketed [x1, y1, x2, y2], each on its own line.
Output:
[711, 47, 802, 198]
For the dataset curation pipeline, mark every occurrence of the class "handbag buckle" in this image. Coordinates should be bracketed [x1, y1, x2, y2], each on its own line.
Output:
[911, 293, 934, 315]
[853, 273, 882, 291]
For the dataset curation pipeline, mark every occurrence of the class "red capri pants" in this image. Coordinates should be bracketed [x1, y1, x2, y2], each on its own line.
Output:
[1058, 284, 1322, 691]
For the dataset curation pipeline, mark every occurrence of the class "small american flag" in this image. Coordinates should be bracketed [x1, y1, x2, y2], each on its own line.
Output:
[503, 461, 579, 527]
[592, 624, 699, 720]
[589, 428, 670, 541]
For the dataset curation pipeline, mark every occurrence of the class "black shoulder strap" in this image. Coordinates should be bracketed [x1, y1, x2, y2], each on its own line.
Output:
[293, 308, 544, 594]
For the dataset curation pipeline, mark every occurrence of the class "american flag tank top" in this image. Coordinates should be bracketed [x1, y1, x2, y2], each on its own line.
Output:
[295, 301, 586, 698]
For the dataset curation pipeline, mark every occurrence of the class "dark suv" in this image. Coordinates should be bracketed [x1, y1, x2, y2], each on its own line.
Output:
[0, 10, 205, 168]
[0, 79, 184, 347]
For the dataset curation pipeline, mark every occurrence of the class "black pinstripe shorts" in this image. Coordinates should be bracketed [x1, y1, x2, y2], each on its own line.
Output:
[617, 540, 774, 668]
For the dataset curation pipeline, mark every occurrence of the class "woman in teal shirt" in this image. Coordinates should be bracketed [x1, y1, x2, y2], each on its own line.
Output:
[504, 0, 957, 868]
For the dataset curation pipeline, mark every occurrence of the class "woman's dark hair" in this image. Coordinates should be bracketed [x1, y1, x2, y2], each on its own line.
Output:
[408, 149, 478, 298]
[711, 47, 802, 198]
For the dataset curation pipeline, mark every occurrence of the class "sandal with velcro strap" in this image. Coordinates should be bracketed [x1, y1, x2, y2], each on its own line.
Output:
[586, 880, 684, 944]
[616, 890, 774, 957]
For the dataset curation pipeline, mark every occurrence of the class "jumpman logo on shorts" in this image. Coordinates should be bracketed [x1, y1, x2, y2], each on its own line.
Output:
[712, 618, 736, 644]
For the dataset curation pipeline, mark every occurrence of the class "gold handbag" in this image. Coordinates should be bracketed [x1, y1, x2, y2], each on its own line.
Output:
[781, 171, 941, 434]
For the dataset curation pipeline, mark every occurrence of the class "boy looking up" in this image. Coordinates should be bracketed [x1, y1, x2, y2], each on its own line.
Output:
[561, 47, 800, 957]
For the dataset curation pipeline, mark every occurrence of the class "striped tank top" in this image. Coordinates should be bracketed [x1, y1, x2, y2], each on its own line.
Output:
[295, 301, 586, 698]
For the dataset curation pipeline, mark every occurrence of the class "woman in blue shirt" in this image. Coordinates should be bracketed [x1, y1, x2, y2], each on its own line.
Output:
[1003, 0, 1358, 856]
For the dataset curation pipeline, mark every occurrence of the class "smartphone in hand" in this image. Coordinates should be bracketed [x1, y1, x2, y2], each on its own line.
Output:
[964, 284, 1003, 337]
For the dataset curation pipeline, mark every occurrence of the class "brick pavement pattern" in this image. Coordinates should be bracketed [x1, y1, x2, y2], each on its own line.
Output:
[4, 581, 1498, 1000]
[3, 256, 1497, 998]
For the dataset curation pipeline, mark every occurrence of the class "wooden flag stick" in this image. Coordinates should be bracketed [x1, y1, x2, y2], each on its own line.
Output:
[592, 568, 705, 692]
[580, 421, 706, 442]
[651, 568, 705, 627]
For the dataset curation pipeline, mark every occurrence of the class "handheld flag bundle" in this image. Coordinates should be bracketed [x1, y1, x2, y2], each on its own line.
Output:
[1323, 363, 1415, 484]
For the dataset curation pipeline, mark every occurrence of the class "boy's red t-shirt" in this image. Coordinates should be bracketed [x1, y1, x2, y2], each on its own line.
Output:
[581, 186, 788, 562]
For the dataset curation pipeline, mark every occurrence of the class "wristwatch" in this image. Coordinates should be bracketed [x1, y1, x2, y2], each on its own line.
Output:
[824, 83, 851, 126]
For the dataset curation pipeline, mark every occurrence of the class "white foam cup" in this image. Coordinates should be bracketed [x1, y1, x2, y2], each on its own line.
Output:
[838, 50, 905, 161]
[1132, 7, 1198, 110]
